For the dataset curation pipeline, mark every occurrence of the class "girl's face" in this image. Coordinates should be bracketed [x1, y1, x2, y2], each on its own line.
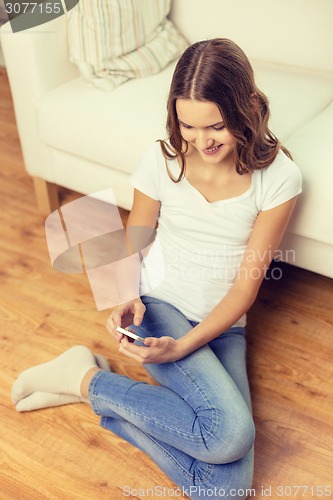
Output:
[176, 99, 237, 167]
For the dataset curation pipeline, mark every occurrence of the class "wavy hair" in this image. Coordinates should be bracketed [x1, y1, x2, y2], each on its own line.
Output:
[159, 38, 291, 182]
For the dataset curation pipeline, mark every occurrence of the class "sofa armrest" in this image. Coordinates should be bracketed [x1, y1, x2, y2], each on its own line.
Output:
[0, 15, 78, 93]
[0, 15, 78, 177]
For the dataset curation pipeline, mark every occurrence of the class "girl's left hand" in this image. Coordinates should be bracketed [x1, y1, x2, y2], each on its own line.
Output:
[119, 335, 183, 364]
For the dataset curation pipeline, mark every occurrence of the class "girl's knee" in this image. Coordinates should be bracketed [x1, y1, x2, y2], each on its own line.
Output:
[195, 409, 255, 464]
[226, 410, 255, 462]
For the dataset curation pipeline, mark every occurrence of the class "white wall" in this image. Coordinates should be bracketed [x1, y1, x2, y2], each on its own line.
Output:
[171, 0, 333, 73]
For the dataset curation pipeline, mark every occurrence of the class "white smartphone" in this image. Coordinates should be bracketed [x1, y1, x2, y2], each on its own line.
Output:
[115, 326, 145, 343]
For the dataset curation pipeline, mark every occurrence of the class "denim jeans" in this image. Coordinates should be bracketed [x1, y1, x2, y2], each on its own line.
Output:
[89, 296, 255, 499]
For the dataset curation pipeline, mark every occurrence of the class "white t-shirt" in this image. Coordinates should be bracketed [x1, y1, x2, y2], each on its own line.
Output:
[130, 142, 302, 326]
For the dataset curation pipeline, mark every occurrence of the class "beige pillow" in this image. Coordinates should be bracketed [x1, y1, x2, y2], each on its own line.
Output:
[67, 0, 188, 91]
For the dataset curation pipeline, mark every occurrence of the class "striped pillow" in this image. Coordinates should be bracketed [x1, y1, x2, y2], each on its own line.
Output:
[67, 0, 188, 91]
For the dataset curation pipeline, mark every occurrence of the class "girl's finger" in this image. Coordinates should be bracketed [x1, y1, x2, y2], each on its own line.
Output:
[115, 332, 123, 342]
[143, 337, 158, 346]
[111, 311, 123, 329]
[119, 338, 144, 363]
[106, 321, 115, 336]
[133, 301, 146, 326]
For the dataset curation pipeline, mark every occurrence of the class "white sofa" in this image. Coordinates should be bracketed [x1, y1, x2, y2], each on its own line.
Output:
[1, 0, 333, 278]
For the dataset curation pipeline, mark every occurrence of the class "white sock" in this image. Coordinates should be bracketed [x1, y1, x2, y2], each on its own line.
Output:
[12, 346, 102, 404]
[15, 392, 84, 412]
[14, 353, 110, 412]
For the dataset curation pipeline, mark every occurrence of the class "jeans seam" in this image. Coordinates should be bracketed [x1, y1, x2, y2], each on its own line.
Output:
[93, 394, 219, 443]
[88, 369, 106, 416]
[172, 360, 222, 443]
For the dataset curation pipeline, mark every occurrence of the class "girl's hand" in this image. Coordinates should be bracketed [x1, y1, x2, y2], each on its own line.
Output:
[119, 336, 184, 364]
[106, 298, 146, 343]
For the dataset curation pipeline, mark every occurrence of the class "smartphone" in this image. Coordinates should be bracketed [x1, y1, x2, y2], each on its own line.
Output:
[115, 326, 145, 343]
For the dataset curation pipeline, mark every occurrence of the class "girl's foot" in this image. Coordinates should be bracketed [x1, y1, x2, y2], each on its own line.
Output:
[14, 353, 110, 412]
[12, 346, 106, 405]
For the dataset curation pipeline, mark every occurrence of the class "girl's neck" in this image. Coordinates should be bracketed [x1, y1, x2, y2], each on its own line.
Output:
[180, 145, 252, 204]
[185, 144, 237, 177]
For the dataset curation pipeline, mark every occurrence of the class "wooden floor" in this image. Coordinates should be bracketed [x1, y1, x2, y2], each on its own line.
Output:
[0, 66, 333, 499]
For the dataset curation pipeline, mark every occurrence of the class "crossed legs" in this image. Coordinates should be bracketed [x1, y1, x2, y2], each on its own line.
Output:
[12, 297, 255, 499]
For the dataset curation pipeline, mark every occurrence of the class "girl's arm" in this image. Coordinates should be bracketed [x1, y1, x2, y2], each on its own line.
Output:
[107, 189, 160, 338]
[122, 186, 161, 291]
[120, 196, 298, 363]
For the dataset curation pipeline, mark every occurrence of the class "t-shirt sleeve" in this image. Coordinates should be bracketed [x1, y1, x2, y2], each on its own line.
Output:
[130, 142, 161, 201]
[260, 152, 302, 211]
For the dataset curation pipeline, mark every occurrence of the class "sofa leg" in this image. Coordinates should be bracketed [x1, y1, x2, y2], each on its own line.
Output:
[32, 177, 59, 215]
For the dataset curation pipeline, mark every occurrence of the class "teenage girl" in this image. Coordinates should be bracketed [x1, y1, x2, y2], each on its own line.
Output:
[12, 39, 302, 499]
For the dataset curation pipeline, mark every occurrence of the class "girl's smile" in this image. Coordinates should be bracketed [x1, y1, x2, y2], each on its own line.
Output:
[203, 143, 223, 155]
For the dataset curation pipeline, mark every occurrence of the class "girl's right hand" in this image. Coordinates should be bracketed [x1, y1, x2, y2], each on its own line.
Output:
[106, 298, 146, 343]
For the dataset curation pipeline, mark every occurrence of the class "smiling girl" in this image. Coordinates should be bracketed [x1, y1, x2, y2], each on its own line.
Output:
[12, 39, 302, 499]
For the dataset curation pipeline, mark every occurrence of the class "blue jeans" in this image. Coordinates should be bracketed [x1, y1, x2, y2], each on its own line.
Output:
[89, 296, 255, 499]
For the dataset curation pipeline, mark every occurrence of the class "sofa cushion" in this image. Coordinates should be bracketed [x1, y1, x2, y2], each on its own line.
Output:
[37, 61, 333, 178]
[67, 0, 188, 91]
[283, 101, 333, 246]
[252, 61, 333, 141]
[37, 61, 177, 175]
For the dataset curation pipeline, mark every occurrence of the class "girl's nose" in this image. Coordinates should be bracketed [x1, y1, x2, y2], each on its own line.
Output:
[196, 132, 214, 150]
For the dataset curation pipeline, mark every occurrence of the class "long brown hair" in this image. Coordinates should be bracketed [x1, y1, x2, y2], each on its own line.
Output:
[159, 38, 291, 182]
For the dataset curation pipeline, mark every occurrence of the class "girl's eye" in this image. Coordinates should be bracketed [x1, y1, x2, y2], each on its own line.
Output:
[179, 122, 224, 131]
